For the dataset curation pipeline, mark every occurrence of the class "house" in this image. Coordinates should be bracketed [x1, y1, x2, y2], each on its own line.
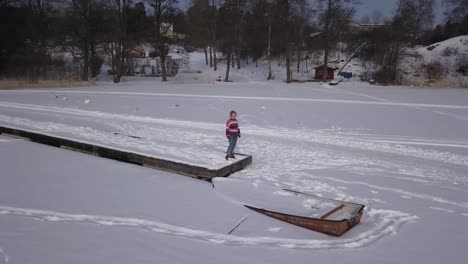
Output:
[127, 48, 146, 58]
[314, 65, 337, 80]
[160, 22, 186, 40]
[349, 23, 390, 33]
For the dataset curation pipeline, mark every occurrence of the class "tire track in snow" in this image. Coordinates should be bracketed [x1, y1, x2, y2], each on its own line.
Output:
[1, 102, 467, 202]
[327, 86, 468, 121]
[1, 90, 468, 109]
[2, 103, 468, 187]
[1, 102, 468, 168]
[0, 205, 418, 250]
[1, 112, 465, 186]
[308, 175, 468, 211]
[0, 247, 8, 264]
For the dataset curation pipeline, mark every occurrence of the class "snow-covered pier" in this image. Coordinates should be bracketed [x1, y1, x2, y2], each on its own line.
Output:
[0, 126, 252, 180]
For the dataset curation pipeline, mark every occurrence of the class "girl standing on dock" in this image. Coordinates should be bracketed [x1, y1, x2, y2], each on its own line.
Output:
[225, 111, 241, 160]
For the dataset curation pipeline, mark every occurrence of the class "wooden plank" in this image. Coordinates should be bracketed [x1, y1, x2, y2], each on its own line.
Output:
[0, 126, 252, 180]
[320, 204, 345, 219]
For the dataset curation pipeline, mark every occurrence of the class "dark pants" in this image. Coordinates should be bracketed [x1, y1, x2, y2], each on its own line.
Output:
[226, 135, 238, 157]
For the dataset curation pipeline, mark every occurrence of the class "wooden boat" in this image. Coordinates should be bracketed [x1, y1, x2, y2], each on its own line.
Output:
[245, 189, 365, 237]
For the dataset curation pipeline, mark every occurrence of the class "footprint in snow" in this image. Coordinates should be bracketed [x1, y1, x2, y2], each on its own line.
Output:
[430, 207, 454, 213]
[268, 227, 282, 232]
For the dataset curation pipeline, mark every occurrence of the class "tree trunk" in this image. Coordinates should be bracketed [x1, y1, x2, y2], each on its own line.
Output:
[236, 47, 241, 69]
[296, 48, 301, 73]
[213, 46, 217, 71]
[112, 42, 124, 84]
[209, 46, 213, 67]
[391, 43, 400, 82]
[204, 47, 209, 65]
[267, 15, 272, 80]
[114, 54, 122, 83]
[322, 0, 332, 81]
[40, 44, 48, 80]
[160, 55, 168, 81]
[42, 57, 48, 80]
[232, 50, 235, 68]
[286, 45, 292, 83]
[90, 42, 98, 78]
[224, 47, 231, 82]
[323, 48, 329, 81]
[111, 43, 118, 83]
[208, 46, 213, 67]
[82, 42, 90, 81]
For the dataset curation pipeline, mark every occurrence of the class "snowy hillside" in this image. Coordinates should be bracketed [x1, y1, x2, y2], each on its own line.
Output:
[400, 35, 468, 87]
[1, 52, 468, 263]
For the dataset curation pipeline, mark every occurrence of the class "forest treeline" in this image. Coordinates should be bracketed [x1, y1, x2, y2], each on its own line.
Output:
[0, 0, 467, 84]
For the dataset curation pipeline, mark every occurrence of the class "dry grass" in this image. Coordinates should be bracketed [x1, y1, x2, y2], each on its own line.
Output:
[0, 79, 95, 90]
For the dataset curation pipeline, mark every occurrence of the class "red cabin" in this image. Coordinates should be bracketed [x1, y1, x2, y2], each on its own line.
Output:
[314, 65, 336, 80]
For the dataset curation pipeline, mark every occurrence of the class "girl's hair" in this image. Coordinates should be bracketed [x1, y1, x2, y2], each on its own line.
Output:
[230, 110, 237, 116]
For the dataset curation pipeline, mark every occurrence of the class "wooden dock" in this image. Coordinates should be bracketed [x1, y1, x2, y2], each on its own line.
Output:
[0, 126, 252, 180]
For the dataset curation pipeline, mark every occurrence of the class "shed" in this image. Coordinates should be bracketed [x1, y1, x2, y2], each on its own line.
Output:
[314, 65, 336, 80]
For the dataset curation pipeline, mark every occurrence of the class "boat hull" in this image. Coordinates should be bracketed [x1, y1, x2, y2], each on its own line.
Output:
[245, 204, 364, 237]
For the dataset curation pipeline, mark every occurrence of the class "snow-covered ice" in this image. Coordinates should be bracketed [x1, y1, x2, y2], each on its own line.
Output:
[1, 52, 468, 263]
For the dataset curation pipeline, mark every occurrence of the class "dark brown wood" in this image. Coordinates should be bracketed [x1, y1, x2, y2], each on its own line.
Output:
[245, 203, 364, 237]
[0, 126, 252, 180]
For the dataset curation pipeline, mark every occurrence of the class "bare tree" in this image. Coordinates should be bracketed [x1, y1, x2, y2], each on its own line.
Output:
[444, 0, 468, 21]
[103, 0, 130, 83]
[23, 0, 60, 80]
[64, 0, 100, 81]
[243, 0, 269, 70]
[209, 0, 219, 71]
[271, 0, 296, 83]
[147, 0, 179, 82]
[218, 0, 244, 81]
[187, 0, 211, 65]
[316, 0, 356, 81]
[373, 0, 434, 83]
[292, 0, 312, 74]
[393, 0, 435, 42]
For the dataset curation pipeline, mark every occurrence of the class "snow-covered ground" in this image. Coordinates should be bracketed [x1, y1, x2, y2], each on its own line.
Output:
[394, 35, 468, 87]
[1, 52, 468, 263]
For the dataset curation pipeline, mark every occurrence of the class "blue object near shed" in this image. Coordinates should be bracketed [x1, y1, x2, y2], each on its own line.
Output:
[338, 71, 353, 79]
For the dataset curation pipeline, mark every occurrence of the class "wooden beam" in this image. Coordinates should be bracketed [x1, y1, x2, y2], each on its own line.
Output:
[320, 204, 345, 219]
[0, 126, 252, 180]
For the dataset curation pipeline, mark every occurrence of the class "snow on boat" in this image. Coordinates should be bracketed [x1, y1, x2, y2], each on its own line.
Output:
[245, 189, 365, 237]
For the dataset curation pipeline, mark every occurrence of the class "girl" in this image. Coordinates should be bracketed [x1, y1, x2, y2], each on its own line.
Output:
[225, 111, 241, 160]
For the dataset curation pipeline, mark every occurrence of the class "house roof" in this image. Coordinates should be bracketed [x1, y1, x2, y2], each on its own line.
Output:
[314, 65, 337, 70]
[127, 48, 145, 54]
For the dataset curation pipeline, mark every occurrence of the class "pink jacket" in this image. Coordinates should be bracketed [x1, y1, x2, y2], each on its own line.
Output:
[226, 118, 240, 137]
